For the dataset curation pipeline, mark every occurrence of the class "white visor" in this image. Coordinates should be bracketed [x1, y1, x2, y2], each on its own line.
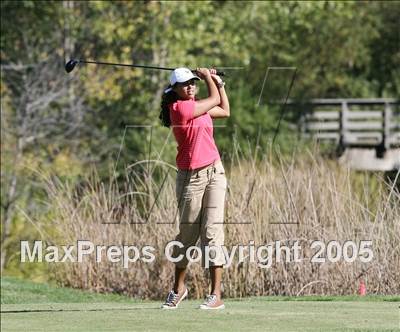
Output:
[170, 67, 200, 85]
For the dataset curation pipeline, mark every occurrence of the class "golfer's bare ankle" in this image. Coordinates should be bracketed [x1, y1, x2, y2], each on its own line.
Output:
[211, 290, 221, 299]
[173, 285, 185, 294]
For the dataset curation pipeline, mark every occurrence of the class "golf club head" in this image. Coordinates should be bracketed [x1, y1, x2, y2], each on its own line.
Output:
[65, 59, 79, 73]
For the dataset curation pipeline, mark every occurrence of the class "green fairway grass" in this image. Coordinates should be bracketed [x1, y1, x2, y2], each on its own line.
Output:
[1, 277, 399, 332]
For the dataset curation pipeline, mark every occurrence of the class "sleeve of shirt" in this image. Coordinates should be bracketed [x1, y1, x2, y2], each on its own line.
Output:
[170, 100, 195, 124]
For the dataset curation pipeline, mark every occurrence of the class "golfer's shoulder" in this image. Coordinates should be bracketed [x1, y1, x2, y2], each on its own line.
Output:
[173, 99, 195, 111]
[171, 100, 195, 116]
[170, 99, 195, 123]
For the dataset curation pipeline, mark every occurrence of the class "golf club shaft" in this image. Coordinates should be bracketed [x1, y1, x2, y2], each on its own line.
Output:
[78, 60, 174, 71]
[74, 59, 225, 76]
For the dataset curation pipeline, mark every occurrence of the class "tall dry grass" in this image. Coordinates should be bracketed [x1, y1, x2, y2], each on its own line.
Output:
[38, 149, 400, 299]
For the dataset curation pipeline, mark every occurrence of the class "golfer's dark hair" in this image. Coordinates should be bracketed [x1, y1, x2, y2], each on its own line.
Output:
[160, 89, 179, 128]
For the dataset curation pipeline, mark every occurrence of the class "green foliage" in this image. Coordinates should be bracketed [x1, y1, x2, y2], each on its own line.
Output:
[4, 0, 396, 171]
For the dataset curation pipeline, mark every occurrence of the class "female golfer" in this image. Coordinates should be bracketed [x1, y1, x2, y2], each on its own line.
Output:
[159, 67, 229, 310]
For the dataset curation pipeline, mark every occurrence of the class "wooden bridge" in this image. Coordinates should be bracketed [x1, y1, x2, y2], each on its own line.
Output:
[295, 98, 400, 171]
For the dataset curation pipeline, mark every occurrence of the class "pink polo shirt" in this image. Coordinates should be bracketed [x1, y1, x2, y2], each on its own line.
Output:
[169, 99, 220, 170]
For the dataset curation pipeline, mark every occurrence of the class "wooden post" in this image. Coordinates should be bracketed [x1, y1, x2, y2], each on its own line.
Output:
[340, 101, 349, 147]
[383, 103, 392, 150]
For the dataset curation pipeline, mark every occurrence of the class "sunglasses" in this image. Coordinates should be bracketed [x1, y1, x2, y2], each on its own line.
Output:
[177, 80, 197, 88]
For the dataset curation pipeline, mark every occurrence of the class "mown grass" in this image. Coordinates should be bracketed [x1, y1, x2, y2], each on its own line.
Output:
[1, 277, 399, 332]
[2, 276, 399, 305]
[1, 277, 133, 304]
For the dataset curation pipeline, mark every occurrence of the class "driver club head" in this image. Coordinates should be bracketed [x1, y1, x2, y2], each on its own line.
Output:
[65, 59, 79, 73]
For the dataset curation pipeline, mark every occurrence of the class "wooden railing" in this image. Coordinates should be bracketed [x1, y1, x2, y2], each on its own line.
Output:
[297, 99, 400, 149]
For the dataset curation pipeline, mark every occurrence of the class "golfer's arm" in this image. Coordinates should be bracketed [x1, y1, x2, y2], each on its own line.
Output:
[194, 76, 220, 117]
[208, 85, 230, 118]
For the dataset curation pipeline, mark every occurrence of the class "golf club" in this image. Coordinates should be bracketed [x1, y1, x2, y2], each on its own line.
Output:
[65, 59, 225, 76]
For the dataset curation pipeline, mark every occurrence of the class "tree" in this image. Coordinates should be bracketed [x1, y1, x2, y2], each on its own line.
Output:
[1, 2, 86, 271]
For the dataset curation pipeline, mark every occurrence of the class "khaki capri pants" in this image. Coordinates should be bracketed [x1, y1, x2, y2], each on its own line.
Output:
[173, 160, 227, 268]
